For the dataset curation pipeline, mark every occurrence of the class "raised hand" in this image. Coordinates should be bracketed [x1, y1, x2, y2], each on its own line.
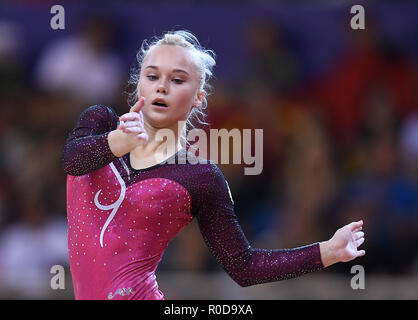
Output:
[107, 97, 149, 157]
[118, 96, 149, 143]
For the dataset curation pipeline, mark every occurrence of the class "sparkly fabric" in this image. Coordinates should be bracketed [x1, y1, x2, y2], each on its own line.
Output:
[62, 105, 324, 300]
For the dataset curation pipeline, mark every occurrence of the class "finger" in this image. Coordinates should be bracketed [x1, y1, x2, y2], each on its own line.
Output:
[356, 237, 365, 247]
[136, 132, 148, 142]
[353, 225, 363, 232]
[354, 231, 364, 240]
[130, 96, 145, 113]
[138, 110, 145, 125]
[119, 113, 141, 122]
[119, 125, 139, 133]
[119, 121, 142, 129]
[124, 127, 145, 134]
[349, 220, 363, 231]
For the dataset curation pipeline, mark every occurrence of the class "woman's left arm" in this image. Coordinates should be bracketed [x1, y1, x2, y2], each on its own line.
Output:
[194, 163, 365, 287]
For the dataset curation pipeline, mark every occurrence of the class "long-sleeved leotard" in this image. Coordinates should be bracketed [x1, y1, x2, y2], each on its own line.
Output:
[62, 105, 324, 300]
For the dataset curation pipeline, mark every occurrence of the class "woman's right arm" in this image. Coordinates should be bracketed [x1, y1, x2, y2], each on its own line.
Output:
[62, 99, 148, 176]
[62, 105, 120, 176]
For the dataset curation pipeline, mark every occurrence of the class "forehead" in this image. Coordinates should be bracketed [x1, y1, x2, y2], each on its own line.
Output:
[142, 45, 199, 74]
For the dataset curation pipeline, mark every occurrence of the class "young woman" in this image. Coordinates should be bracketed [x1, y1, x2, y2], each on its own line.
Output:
[62, 30, 365, 300]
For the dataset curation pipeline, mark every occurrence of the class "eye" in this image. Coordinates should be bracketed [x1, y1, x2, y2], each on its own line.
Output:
[172, 78, 184, 84]
[147, 75, 158, 81]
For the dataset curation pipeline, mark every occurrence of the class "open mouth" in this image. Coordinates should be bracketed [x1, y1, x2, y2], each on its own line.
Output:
[152, 99, 168, 108]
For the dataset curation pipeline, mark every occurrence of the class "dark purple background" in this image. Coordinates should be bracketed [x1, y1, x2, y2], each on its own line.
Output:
[1, 2, 417, 82]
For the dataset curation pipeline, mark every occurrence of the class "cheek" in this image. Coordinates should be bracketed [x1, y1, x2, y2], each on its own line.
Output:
[137, 81, 148, 97]
[176, 85, 198, 105]
[178, 91, 194, 106]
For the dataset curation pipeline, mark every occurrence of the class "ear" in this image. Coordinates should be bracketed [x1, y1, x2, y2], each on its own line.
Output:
[193, 91, 205, 108]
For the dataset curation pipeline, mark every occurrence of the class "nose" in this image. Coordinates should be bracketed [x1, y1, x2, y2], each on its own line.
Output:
[156, 83, 167, 94]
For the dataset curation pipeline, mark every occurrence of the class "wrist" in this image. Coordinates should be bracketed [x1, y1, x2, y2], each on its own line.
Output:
[319, 240, 338, 268]
[108, 129, 135, 157]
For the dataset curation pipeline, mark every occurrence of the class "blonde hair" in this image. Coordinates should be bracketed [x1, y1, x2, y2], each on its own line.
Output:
[127, 30, 216, 146]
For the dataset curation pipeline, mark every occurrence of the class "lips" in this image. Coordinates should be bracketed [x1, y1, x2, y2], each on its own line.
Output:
[151, 98, 168, 108]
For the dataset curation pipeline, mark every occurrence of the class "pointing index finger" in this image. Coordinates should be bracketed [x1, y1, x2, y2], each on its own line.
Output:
[129, 96, 145, 113]
[350, 220, 363, 231]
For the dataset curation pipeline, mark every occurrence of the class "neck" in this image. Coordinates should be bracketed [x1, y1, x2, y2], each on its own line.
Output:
[130, 120, 185, 162]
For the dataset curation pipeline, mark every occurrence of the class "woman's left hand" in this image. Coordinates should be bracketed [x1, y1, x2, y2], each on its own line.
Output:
[320, 220, 365, 267]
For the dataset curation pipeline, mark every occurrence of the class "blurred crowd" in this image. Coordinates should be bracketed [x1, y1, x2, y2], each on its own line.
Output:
[0, 4, 417, 299]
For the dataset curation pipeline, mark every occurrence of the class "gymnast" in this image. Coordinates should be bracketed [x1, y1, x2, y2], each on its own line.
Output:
[62, 30, 365, 300]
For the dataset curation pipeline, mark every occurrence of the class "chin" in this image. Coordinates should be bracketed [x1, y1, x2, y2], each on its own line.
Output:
[145, 114, 176, 130]
[145, 110, 188, 130]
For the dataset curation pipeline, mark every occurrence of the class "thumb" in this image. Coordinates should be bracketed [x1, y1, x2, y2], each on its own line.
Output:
[130, 96, 145, 113]
[357, 250, 366, 257]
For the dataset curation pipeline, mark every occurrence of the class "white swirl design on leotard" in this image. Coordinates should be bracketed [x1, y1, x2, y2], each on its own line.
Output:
[119, 158, 130, 180]
[94, 162, 126, 248]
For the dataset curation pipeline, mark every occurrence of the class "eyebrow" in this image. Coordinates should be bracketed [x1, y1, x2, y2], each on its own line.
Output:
[145, 65, 190, 76]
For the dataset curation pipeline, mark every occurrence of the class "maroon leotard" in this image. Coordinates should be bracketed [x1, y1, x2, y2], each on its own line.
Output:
[62, 105, 324, 300]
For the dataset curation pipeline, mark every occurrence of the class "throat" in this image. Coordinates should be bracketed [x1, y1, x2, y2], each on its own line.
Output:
[129, 144, 182, 170]
[129, 154, 162, 170]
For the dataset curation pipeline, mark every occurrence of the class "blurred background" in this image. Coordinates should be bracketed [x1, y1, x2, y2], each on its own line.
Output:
[0, 0, 417, 299]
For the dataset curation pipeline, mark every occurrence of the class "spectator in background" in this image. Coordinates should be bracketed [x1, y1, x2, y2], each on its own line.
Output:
[0, 20, 24, 95]
[330, 132, 418, 274]
[34, 15, 124, 106]
[400, 112, 418, 179]
[309, 17, 416, 147]
[265, 112, 337, 248]
[0, 169, 18, 232]
[205, 20, 303, 241]
[239, 19, 301, 97]
[0, 191, 68, 298]
[0, 90, 70, 298]
[399, 70, 418, 181]
[228, 19, 302, 132]
[323, 81, 418, 274]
